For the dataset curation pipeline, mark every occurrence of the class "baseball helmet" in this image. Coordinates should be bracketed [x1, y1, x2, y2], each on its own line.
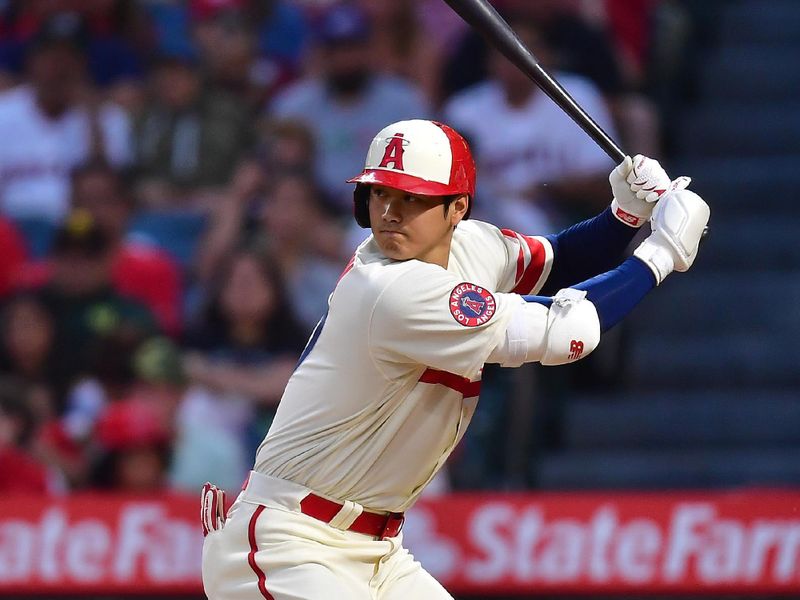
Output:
[347, 119, 476, 228]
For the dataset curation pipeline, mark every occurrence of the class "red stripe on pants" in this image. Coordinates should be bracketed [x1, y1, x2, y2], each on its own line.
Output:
[247, 505, 274, 599]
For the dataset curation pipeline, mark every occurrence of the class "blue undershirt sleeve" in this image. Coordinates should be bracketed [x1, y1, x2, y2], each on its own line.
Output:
[523, 257, 656, 332]
[540, 207, 639, 296]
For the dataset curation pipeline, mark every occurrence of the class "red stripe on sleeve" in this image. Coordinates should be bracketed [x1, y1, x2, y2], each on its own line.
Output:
[247, 506, 275, 600]
[419, 368, 481, 397]
[501, 228, 525, 283]
[511, 234, 547, 294]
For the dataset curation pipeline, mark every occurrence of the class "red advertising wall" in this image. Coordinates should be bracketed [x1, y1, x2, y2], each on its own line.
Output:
[0, 490, 798, 595]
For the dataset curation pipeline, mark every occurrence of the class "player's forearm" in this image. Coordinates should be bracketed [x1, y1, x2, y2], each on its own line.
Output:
[488, 256, 655, 368]
[526, 256, 655, 332]
[540, 207, 638, 295]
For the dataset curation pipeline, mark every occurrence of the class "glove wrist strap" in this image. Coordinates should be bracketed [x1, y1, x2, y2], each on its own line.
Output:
[610, 198, 647, 228]
[633, 237, 674, 285]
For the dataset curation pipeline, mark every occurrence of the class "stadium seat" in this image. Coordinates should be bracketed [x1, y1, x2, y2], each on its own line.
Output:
[127, 210, 207, 270]
[12, 217, 57, 259]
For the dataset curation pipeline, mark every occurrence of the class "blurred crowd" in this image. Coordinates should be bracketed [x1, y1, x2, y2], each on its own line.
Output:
[0, 0, 694, 496]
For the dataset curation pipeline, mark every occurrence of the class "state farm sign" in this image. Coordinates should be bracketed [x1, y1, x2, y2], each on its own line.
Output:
[0, 490, 799, 595]
[404, 491, 800, 595]
[0, 496, 201, 595]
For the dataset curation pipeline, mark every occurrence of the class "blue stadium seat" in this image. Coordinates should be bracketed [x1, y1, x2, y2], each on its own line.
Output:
[12, 217, 57, 259]
[127, 210, 207, 269]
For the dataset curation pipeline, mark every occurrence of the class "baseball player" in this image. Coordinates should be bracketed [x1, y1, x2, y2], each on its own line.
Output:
[201, 119, 710, 599]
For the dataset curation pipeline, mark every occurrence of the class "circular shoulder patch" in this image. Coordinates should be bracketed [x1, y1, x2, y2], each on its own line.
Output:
[449, 282, 497, 327]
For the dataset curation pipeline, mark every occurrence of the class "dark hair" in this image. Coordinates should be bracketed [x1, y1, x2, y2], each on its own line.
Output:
[84, 327, 148, 395]
[70, 160, 135, 207]
[0, 292, 55, 360]
[90, 442, 172, 490]
[198, 247, 308, 353]
[442, 194, 464, 218]
[268, 170, 340, 218]
[0, 376, 36, 446]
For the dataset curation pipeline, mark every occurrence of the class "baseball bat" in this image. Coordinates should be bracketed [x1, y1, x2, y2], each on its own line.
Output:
[443, 0, 708, 238]
[443, 0, 624, 163]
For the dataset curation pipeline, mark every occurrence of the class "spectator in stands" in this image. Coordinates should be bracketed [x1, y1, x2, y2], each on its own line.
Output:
[128, 335, 239, 494]
[359, 0, 444, 106]
[0, 13, 132, 223]
[271, 2, 431, 212]
[189, 1, 297, 109]
[0, 293, 61, 413]
[498, 0, 661, 156]
[71, 161, 183, 336]
[182, 248, 307, 485]
[0, 3, 149, 91]
[245, 0, 309, 69]
[196, 163, 345, 331]
[443, 15, 617, 232]
[34, 211, 158, 409]
[144, 0, 307, 96]
[132, 52, 254, 208]
[194, 158, 269, 287]
[257, 118, 316, 178]
[0, 217, 27, 297]
[0, 377, 54, 493]
[259, 172, 346, 330]
[37, 326, 150, 490]
[93, 397, 172, 492]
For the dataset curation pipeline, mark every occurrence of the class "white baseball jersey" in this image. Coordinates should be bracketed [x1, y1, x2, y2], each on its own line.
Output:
[0, 85, 132, 223]
[254, 219, 553, 512]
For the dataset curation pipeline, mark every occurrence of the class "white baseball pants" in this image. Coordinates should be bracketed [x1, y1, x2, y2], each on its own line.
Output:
[202, 472, 453, 599]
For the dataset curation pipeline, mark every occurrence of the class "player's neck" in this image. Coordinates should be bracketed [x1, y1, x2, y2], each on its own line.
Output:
[414, 235, 453, 270]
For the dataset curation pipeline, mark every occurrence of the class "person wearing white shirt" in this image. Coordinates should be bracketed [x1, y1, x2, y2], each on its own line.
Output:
[444, 17, 616, 234]
[0, 14, 131, 224]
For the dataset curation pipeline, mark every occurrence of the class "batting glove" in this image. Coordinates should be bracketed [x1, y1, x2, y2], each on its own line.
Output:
[610, 155, 676, 227]
[633, 184, 711, 284]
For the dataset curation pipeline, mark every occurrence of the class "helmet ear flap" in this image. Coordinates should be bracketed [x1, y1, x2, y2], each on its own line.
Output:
[353, 184, 371, 228]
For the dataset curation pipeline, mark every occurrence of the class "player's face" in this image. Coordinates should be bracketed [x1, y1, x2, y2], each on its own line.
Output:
[368, 185, 468, 267]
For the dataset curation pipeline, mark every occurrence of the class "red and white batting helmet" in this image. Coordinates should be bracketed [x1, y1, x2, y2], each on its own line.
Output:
[347, 119, 476, 228]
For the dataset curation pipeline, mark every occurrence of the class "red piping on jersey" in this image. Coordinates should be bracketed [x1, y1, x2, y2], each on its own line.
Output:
[210, 485, 219, 533]
[247, 505, 274, 600]
[419, 368, 481, 397]
[337, 255, 356, 283]
[503, 231, 546, 294]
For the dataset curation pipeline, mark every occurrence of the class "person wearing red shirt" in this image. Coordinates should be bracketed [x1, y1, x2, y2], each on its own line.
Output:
[0, 378, 50, 494]
[0, 217, 27, 298]
[71, 161, 183, 336]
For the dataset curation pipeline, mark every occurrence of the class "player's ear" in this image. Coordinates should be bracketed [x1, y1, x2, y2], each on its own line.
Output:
[449, 194, 469, 227]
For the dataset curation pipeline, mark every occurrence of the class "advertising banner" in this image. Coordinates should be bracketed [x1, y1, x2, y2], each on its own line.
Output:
[1, 490, 798, 595]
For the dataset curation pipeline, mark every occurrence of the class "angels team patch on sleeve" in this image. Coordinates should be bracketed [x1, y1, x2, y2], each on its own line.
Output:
[450, 282, 496, 327]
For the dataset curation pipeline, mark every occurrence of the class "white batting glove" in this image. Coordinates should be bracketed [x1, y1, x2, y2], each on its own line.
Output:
[633, 184, 711, 284]
[610, 154, 676, 227]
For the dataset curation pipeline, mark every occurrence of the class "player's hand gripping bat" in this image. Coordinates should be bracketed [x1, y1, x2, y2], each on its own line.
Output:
[443, 0, 709, 238]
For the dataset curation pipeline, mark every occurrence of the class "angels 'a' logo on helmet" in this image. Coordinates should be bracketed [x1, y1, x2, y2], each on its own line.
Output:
[378, 133, 406, 171]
